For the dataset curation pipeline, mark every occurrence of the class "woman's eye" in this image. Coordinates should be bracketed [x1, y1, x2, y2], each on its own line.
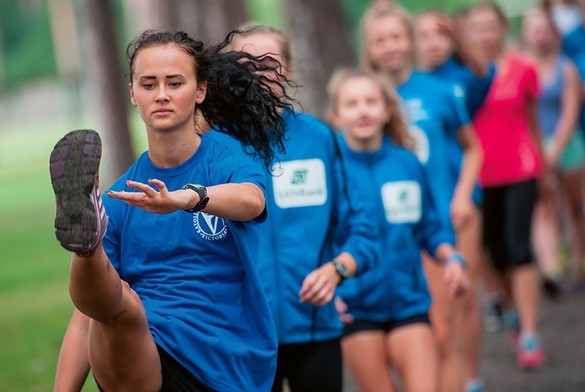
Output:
[143, 83, 155, 90]
[169, 82, 182, 88]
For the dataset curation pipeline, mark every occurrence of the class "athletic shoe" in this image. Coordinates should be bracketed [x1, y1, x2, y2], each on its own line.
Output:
[49, 129, 107, 257]
[518, 333, 545, 369]
[464, 379, 484, 392]
[482, 297, 503, 332]
[502, 310, 521, 348]
[542, 276, 563, 300]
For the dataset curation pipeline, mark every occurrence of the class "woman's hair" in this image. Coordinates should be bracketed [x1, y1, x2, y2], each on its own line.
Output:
[359, 2, 414, 71]
[326, 67, 413, 150]
[228, 22, 293, 68]
[468, 1, 509, 28]
[127, 30, 296, 168]
[523, 7, 561, 41]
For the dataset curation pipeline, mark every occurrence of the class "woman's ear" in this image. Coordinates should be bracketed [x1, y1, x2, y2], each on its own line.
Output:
[196, 81, 208, 104]
[129, 83, 137, 106]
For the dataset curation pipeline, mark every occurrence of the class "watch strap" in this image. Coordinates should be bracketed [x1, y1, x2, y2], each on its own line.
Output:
[182, 184, 210, 213]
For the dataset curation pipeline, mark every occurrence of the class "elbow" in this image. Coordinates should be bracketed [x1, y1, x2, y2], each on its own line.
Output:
[238, 184, 265, 221]
[247, 195, 265, 220]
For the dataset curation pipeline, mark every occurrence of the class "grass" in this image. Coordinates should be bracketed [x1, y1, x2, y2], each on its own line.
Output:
[0, 118, 144, 391]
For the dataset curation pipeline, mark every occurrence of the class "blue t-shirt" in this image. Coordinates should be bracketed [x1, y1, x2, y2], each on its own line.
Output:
[102, 134, 277, 392]
[337, 136, 454, 321]
[428, 58, 492, 206]
[429, 56, 495, 117]
[538, 56, 568, 139]
[222, 110, 379, 344]
[397, 71, 471, 230]
[563, 25, 585, 62]
[563, 26, 585, 134]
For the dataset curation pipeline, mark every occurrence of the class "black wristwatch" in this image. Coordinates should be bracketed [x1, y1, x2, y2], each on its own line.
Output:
[331, 258, 350, 285]
[182, 184, 210, 213]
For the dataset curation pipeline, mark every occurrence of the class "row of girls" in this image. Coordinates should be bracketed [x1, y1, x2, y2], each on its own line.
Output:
[224, 1, 585, 391]
[50, 2, 584, 392]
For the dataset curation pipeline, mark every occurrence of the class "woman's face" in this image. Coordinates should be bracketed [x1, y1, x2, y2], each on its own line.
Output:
[232, 32, 290, 94]
[414, 13, 453, 69]
[333, 76, 390, 144]
[466, 7, 507, 59]
[522, 12, 558, 52]
[364, 14, 412, 73]
[129, 44, 206, 133]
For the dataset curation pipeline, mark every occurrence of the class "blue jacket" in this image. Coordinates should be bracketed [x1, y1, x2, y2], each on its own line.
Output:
[253, 110, 379, 343]
[337, 136, 454, 321]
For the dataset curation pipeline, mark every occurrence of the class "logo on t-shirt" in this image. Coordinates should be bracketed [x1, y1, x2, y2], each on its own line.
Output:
[193, 212, 228, 241]
[272, 159, 327, 208]
[381, 181, 421, 223]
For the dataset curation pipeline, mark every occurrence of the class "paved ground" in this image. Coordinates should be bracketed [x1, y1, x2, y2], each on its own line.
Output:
[343, 289, 585, 392]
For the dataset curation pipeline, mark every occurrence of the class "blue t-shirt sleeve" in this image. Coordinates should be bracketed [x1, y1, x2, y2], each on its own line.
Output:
[329, 133, 380, 274]
[443, 85, 471, 137]
[465, 62, 495, 117]
[415, 163, 455, 255]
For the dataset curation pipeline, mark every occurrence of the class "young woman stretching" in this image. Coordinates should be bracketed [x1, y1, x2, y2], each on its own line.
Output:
[50, 30, 293, 391]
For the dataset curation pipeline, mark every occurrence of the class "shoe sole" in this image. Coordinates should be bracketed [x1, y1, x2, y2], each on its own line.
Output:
[49, 130, 102, 253]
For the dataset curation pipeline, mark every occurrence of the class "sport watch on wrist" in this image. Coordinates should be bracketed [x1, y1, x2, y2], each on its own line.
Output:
[182, 184, 210, 213]
[331, 258, 350, 284]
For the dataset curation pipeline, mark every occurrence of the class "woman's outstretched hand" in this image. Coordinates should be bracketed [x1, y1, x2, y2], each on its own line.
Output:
[106, 179, 193, 214]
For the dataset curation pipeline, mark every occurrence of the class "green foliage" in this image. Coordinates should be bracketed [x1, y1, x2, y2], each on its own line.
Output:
[246, 0, 285, 29]
[0, 0, 57, 90]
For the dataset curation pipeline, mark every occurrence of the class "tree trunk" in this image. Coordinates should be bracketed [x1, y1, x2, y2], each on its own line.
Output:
[285, 0, 354, 117]
[189, 0, 248, 44]
[79, 0, 134, 189]
[124, 0, 178, 38]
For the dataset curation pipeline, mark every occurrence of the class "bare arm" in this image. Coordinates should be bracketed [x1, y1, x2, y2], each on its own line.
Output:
[451, 124, 483, 230]
[54, 309, 91, 392]
[107, 180, 265, 221]
[527, 97, 554, 200]
[547, 61, 583, 166]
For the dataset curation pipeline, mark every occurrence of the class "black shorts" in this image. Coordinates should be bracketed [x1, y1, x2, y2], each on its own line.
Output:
[482, 179, 538, 271]
[273, 339, 342, 392]
[96, 344, 214, 392]
[342, 313, 430, 338]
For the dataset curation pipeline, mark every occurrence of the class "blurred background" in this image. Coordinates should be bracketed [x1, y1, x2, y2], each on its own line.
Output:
[0, 0, 539, 390]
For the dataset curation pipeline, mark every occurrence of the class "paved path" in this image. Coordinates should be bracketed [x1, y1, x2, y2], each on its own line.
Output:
[343, 289, 585, 391]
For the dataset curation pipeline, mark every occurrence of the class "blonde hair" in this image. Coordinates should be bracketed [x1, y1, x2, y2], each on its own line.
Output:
[359, 1, 414, 71]
[229, 22, 292, 67]
[326, 67, 413, 150]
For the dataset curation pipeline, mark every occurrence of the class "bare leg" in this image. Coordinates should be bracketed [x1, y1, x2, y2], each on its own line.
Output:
[558, 169, 585, 283]
[342, 331, 395, 392]
[69, 248, 161, 391]
[386, 323, 439, 392]
[455, 209, 483, 388]
[531, 198, 562, 280]
[50, 130, 161, 391]
[512, 264, 541, 334]
[424, 253, 463, 392]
